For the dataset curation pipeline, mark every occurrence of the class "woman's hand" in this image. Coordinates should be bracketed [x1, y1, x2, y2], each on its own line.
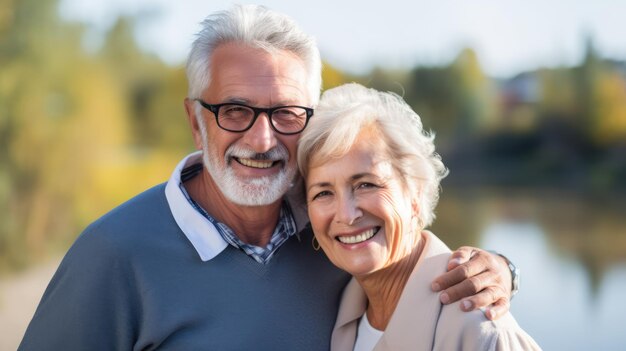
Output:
[431, 247, 512, 320]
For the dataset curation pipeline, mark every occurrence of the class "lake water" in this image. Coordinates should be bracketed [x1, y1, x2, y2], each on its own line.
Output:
[433, 189, 626, 350]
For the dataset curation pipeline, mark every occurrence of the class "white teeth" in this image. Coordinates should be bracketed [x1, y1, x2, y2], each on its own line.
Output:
[337, 228, 377, 244]
[238, 158, 274, 169]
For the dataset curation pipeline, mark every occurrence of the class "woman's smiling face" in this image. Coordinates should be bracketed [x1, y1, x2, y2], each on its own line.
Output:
[305, 132, 418, 278]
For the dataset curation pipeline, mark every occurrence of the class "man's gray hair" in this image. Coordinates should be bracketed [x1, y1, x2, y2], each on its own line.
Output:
[297, 83, 449, 228]
[186, 4, 322, 105]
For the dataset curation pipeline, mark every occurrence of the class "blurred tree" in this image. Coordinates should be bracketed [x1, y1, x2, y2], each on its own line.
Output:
[449, 48, 497, 136]
[406, 48, 495, 146]
[0, 0, 89, 269]
[363, 66, 409, 96]
[100, 16, 192, 152]
[406, 65, 457, 144]
[590, 67, 626, 146]
[321, 61, 347, 91]
[0, 0, 201, 274]
[538, 68, 577, 120]
[574, 35, 602, 142]
[0, 0, 159, 272]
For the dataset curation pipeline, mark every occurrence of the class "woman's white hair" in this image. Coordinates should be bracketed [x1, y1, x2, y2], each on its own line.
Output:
[298, 83, 448, 228]
[186, 4, 322, 105]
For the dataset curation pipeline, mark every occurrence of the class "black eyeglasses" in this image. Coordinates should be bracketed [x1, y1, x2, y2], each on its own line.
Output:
[195, 99, 314, 135]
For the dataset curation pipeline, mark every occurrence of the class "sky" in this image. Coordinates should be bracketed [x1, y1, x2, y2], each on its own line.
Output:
[58, 0, 626, 78]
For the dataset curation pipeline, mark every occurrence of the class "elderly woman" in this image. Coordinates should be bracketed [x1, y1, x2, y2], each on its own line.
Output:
[297, 83, 540, 350]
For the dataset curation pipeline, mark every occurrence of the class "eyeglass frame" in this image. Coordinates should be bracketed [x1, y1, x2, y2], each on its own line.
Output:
[194, 99, 314, 135]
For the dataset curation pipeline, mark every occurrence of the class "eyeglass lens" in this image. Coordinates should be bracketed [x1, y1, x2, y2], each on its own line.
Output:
[218, 104, 308, 133]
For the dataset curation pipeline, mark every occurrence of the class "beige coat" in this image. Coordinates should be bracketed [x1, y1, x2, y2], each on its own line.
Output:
[331, 232, 542, 351]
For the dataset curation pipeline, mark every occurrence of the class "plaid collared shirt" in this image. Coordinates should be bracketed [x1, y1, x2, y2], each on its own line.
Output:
[179, 164, 297, 264]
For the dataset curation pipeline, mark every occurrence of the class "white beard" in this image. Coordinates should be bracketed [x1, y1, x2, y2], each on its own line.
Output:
[198, 118, 295, 207]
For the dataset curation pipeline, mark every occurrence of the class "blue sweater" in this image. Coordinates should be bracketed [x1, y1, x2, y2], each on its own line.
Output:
[19, 184, 350, 350]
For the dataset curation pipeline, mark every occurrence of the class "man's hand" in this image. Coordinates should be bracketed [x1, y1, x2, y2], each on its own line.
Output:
[431, 247, 512, 320]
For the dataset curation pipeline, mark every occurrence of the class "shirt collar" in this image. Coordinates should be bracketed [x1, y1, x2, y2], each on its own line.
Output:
[165, 151, 310, 262]
[165, 151, 228, 261]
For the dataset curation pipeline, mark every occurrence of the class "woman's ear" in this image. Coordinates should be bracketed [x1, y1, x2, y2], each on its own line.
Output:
[411, 198, 423, 230]
[411, 197, 420, 216]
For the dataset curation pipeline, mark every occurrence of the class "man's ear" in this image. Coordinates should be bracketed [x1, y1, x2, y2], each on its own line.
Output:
[184, 98, 203, 150]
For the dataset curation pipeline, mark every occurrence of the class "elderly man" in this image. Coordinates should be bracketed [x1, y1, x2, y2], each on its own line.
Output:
[20, 5, 516, 350]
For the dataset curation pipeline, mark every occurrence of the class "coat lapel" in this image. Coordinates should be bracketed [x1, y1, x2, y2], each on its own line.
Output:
[375, 232, 451, 351]
[331, 278, 368, 351]
[330, 232, 452, 351]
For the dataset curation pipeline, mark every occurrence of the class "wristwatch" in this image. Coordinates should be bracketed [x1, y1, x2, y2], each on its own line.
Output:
[489, 251, 520, 299]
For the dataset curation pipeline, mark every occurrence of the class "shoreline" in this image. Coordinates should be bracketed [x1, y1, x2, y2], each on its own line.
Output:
[0, 257, 61, 351]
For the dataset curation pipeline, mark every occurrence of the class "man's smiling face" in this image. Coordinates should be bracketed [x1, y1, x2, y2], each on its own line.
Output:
[192, 43, 310, 206]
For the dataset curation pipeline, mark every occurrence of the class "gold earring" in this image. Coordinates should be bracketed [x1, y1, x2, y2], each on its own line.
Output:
[312, 236, 321, 251]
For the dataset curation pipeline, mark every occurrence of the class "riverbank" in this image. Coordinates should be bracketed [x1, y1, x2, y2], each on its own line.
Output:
[0, 257, 60, 351]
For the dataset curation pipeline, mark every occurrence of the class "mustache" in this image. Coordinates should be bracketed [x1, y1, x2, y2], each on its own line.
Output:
[225, 143, 289, 161]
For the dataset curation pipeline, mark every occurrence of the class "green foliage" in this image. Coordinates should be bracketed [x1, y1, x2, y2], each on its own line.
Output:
[0, 0, 190, 273]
